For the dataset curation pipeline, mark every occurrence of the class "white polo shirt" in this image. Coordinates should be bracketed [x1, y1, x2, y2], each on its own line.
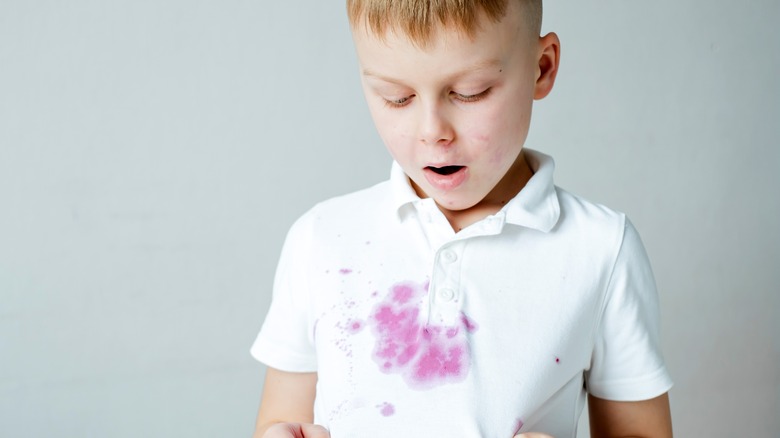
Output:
[251, 149, 672, 438]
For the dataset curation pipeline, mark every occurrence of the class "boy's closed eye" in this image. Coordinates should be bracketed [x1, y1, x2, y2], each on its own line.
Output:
[382, 88, 492, 108]
[452, 87, 492, 102]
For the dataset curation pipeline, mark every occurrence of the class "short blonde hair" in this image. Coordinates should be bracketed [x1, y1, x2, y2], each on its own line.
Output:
[346, 0, 542, 46]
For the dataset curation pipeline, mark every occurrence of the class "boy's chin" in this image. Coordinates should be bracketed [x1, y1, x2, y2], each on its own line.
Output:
[431, 196, 482, 213]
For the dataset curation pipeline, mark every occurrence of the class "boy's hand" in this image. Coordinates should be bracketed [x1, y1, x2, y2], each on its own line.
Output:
[262, 422, 330, 438]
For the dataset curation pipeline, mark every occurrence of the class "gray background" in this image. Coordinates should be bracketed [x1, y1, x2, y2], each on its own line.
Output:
[1, 0, 777, 437]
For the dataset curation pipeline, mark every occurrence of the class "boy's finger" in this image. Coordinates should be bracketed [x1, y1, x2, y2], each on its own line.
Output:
[300, 423, 330, 438]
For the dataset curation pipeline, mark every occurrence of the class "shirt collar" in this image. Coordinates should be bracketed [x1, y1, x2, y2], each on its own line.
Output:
[502, 149, 561, 232]
[389, 148, 561, 232]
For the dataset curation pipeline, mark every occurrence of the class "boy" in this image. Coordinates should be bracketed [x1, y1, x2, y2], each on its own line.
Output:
[251, 1, 673, 437]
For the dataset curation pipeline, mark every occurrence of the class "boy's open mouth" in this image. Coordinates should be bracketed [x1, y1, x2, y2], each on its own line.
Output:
[426, 165, 465, 176]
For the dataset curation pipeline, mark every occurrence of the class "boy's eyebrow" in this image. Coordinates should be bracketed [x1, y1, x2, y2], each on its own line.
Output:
[362, 58, 504, 84]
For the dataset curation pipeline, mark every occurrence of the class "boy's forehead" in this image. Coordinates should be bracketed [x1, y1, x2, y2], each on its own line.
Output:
[348, 0, 536, 50]
[351, 6, 526, 73]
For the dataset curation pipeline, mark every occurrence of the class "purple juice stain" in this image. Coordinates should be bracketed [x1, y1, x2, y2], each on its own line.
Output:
[513, 419, 525, 435]
[460, 312, 478, 333]
[339, 268, 353, 275]
[348, 319, 364, 334]
[368, 281, 477, 389]
[378, 402, 395, 417]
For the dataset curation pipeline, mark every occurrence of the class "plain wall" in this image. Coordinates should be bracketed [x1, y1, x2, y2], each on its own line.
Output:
[1, 1, 777, 436]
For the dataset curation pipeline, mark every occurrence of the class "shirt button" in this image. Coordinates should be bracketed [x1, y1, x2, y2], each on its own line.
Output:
[441, 250, 457, 263]
[438, 288, 455, 302]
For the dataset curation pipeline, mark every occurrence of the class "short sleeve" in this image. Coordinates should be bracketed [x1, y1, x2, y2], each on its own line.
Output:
[250, 212, 318, 372]
[585, 218, 673, 401]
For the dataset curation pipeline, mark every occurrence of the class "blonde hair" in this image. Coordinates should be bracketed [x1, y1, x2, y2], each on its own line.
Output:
[346, 0, 542, 46]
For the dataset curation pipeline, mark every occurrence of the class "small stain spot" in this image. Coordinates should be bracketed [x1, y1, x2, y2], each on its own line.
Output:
[348, 319, 364, 334]
[339, 268, 353, 275]
[378, 402, 395, 417]
[460, 312, 479, 333]
[365, 241, 371, 245]
[555, 357, 560, 364]
[513, 419, 524, 434]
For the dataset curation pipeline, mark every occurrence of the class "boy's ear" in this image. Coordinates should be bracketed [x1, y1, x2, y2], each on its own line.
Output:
[534, 32, 561, 100]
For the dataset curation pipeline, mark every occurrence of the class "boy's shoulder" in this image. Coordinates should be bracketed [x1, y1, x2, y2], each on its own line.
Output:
[555, 185, 627, 225]
[296, 160, 418, 227]
[287, 176, 397, 238]
[310, 178, 395, 218]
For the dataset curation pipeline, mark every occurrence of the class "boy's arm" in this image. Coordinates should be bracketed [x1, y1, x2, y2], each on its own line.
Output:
[588, 392, 673, 438]
[253, 367, 328, 438]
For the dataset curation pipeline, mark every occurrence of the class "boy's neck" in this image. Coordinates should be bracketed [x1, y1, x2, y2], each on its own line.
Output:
[418, 151, 535, 233]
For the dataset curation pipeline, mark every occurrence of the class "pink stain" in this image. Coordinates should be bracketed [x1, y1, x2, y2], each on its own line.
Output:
[339, 268, 353, 275]
[460, 312, 479, 333]
[513, 419, 525, 435]
[391, 284, 414, 304]
[348, 319, 364, 334]
[555, 357, 560, 364]
[378, 402, 395, 417]
[368, 281, 477, 389]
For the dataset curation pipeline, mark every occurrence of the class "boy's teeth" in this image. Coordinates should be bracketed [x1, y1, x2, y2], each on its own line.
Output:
[428, 165, 464, 175]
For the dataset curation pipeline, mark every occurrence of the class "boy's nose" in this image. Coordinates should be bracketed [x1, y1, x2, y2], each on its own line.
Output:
[418, 105, 455, 146]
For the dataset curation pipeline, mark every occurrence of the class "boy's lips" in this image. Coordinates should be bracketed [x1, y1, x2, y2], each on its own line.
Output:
[423, 165, 468, 191]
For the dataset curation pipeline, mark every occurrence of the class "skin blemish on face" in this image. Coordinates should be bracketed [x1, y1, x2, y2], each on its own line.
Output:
[369, 281, 477, 389]
[378, 402, 395, 417]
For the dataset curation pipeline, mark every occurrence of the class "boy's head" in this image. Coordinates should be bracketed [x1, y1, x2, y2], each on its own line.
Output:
[347, 0, 543, 48]
[348, 0, 560, 222]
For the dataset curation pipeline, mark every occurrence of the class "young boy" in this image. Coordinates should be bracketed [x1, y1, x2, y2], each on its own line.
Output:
[251, 1, 673, 437]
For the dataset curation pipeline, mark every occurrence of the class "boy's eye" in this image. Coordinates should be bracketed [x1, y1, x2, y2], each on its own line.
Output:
[453, 88, 491, 102]
[384, 95, 413, 108]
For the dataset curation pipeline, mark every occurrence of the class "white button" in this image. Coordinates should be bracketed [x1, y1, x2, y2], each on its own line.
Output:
[438, 288, 455, 302]
[441, 250, 457, 263]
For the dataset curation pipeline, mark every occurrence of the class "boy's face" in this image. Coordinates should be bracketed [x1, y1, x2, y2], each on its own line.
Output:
[353, 4, 554, 214]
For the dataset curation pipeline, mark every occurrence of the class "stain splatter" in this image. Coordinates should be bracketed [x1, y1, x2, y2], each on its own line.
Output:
[513, 418, 525, 435]
[377, 402, 395, 417]
[460, 312, 479, 333]
[369, 281, 477, 389]
[555, 357, 560, 364]
[339, 268, 353, 275]
[348, 319, 364, 334]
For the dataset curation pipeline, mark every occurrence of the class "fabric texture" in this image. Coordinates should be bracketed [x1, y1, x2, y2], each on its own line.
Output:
[251, 149, 673, 438]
